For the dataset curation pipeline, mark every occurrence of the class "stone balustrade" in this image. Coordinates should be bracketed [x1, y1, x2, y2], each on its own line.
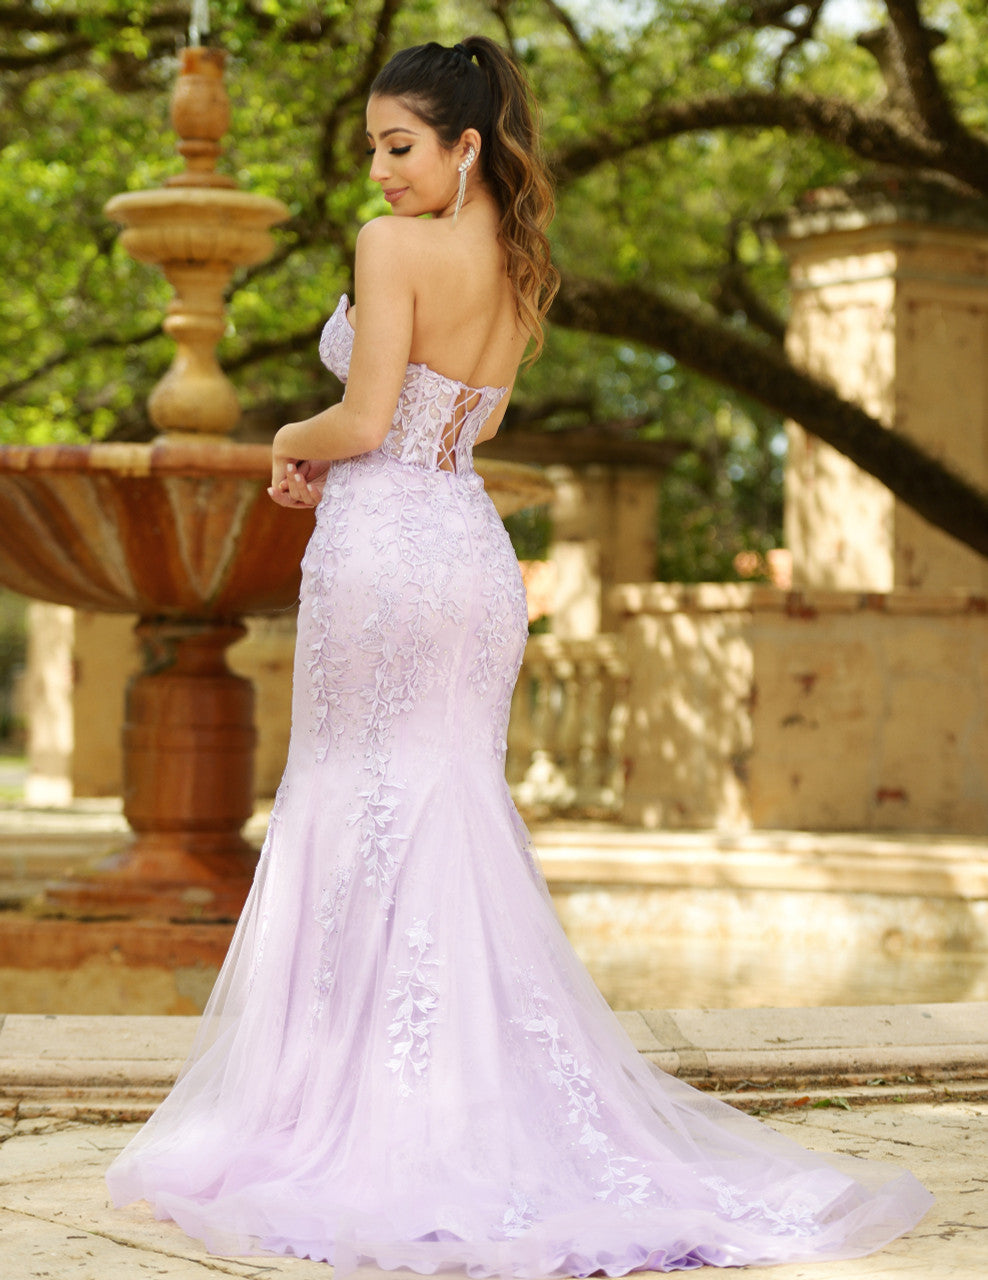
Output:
[506, 633, 628, 818]
[23, 582, 988, 839]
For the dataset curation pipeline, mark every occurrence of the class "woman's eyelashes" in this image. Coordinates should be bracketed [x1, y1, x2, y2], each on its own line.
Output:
[365, 145, 413, 157]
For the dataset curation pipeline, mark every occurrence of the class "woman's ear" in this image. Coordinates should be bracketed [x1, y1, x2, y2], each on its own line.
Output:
[457, 129, 481, 168]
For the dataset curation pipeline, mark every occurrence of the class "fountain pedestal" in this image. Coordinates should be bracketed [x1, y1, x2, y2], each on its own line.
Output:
[48, 622, 257, 919]
[0, 440, 313, 919]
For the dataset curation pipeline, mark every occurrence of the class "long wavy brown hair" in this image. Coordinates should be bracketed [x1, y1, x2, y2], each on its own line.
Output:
[370, 36, 559, 362]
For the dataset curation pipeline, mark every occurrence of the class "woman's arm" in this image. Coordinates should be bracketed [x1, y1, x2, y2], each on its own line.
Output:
[269, 219, 416, 501]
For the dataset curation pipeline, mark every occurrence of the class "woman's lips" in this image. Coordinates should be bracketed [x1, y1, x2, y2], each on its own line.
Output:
[383, 188, 408, 204]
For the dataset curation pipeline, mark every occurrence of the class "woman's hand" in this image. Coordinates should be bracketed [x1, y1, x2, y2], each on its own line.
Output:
[268, 456, 330, 509]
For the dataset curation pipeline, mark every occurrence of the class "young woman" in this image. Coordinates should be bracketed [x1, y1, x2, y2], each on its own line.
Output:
[107, 36, 932, 1274]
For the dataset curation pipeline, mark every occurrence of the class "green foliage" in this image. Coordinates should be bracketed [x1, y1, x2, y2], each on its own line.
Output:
[1, 0, 985, 576]
[503, 504, 552, 561]
[0, 590, 26, 743]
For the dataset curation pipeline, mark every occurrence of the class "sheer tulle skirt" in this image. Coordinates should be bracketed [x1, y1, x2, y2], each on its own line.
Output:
[107, 458, 933, 1273]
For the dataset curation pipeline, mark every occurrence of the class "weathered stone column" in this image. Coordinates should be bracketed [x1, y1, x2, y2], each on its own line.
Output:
[779, 183, 988, 593]
[24, 603, 74, 807]
[548, 465, 659, 637]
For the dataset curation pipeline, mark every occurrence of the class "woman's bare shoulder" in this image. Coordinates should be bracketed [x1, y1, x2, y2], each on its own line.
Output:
[356, 217, 454, 289]
[357, 215, 441, 252]
[355, 215, 418, 257]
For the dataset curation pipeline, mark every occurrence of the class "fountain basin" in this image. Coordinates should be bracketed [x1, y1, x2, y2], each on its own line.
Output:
[0, 440, 311, 616]
[106, 189, 288, 267]
[0, 442, 548, 614]
[0, 442, 550, 918]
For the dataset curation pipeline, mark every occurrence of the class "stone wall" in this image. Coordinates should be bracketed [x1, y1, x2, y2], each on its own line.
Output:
[782, 214, 988, 594]
[544, 465, 659, 637]
[616, 583, 988, 834]
[23, 603, 74, 807]
[26, 606, 295, 802]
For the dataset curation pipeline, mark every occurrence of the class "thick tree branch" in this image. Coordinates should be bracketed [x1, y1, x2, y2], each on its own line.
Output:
[0, 2, 343, 79]
[225, 320, 325, 372]
[711, 266, 787, 345]
[352, 0, 403, 99]
[487, 0, 520, 59]
[0, 322, 162, 401]
[0, 37, 90, 71]
[479, 421, 688, 469]
[0, 4, 187, 32]
[0, 3, 74, 32]
[712, 222, 787, 345]
[538, 0, 611, 95]
[552, 90, 988, 199]
[316, 0, 401, 185]
[550, 272, 988, 559]
[882, 0, 958, 137]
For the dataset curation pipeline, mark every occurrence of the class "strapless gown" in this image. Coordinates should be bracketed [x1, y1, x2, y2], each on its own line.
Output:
[106, 295, 933, 1275]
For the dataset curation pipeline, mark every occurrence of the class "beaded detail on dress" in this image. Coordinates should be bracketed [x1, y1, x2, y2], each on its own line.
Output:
[319, 294, 507, 477]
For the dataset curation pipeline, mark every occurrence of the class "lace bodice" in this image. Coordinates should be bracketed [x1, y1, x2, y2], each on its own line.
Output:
[318, 294, 507, 477]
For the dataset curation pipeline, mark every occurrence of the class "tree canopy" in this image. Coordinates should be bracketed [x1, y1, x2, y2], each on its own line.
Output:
[2, 0, 987, 573]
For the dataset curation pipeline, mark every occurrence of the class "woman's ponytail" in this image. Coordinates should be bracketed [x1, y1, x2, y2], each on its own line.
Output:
[458, 36, 558, 361]
[371, 37, 559, 361]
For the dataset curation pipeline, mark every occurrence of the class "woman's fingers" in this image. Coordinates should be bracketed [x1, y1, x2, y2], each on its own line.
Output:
[268, 460, 324, 507]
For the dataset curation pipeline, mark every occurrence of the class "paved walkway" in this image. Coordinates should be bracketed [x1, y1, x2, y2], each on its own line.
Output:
[1, 1008, 986, 1278]
[1, 798, 985, 1273]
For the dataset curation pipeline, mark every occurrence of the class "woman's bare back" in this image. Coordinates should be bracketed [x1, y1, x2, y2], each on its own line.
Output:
[350, 213, 528, 396]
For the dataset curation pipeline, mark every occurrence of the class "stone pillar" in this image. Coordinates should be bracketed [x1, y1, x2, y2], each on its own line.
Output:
[72, 613, 139, 797]
[548, 465, 658, 637]
[227, 613, 295, 794]
[24, 603, 74, 806]
[68, 609, 296, 800]
[780, 186, 988, 593]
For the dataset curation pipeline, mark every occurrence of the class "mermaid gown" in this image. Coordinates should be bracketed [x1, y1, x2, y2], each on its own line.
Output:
[107, 295, 932, 1274]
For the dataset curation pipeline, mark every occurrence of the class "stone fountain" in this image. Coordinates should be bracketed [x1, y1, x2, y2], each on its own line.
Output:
[0, 47, 547, 922]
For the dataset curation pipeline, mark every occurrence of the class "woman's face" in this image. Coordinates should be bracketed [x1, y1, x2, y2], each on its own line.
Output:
[365, 95, 461, 218]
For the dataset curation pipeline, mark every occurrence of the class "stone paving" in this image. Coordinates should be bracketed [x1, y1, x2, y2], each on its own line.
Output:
[1, 1009, 986, 1279]
[0, 1100, 985, 1280]
[0, 796, 985, 1275]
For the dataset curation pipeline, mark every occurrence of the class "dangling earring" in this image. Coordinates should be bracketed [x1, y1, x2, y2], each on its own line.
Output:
[453, 145, 476, 225]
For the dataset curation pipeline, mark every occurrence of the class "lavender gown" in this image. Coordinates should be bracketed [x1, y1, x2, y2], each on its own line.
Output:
[107, 295, 932, 1274]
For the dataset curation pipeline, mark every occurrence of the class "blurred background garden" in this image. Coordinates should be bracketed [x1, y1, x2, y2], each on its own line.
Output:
[0, 0, 985, 1015]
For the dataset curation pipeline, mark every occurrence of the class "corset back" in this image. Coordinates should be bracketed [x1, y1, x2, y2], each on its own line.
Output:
[318, 295, 507, 476]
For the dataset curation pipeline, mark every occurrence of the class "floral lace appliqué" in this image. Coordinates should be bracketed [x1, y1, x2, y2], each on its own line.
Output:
[500, 1190, 540, 1239]
[318, 294, 354, 382]
[302, 466, 355, 762]
[386, 918, 442, 1097]
[520, 987, 652, 1209]
[700, 1175, 823, 1238]
[319, 294, 506, 477]
[313, 863, 353, 1002]
[349, 776, 406, 906]
[466, 504, 528, 764]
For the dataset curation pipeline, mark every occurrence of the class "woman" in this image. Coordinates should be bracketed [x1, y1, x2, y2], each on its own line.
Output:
[108, 37, 932, 1274]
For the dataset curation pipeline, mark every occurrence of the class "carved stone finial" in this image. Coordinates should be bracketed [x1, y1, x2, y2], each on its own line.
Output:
[105, 46, 289, 439]
[166, 46, 235, 189]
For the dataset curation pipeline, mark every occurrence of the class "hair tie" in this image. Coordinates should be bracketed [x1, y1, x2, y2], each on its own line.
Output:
[451, 42, 475, 63]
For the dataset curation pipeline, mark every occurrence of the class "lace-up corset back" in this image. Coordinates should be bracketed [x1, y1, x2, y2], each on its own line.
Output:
[318, 295, 507, 476]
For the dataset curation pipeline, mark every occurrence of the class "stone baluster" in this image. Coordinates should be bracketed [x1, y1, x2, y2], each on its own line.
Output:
[550, 638, 580, 802]
[573, 648, 605, 809]
[507, 633, 628, 818]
